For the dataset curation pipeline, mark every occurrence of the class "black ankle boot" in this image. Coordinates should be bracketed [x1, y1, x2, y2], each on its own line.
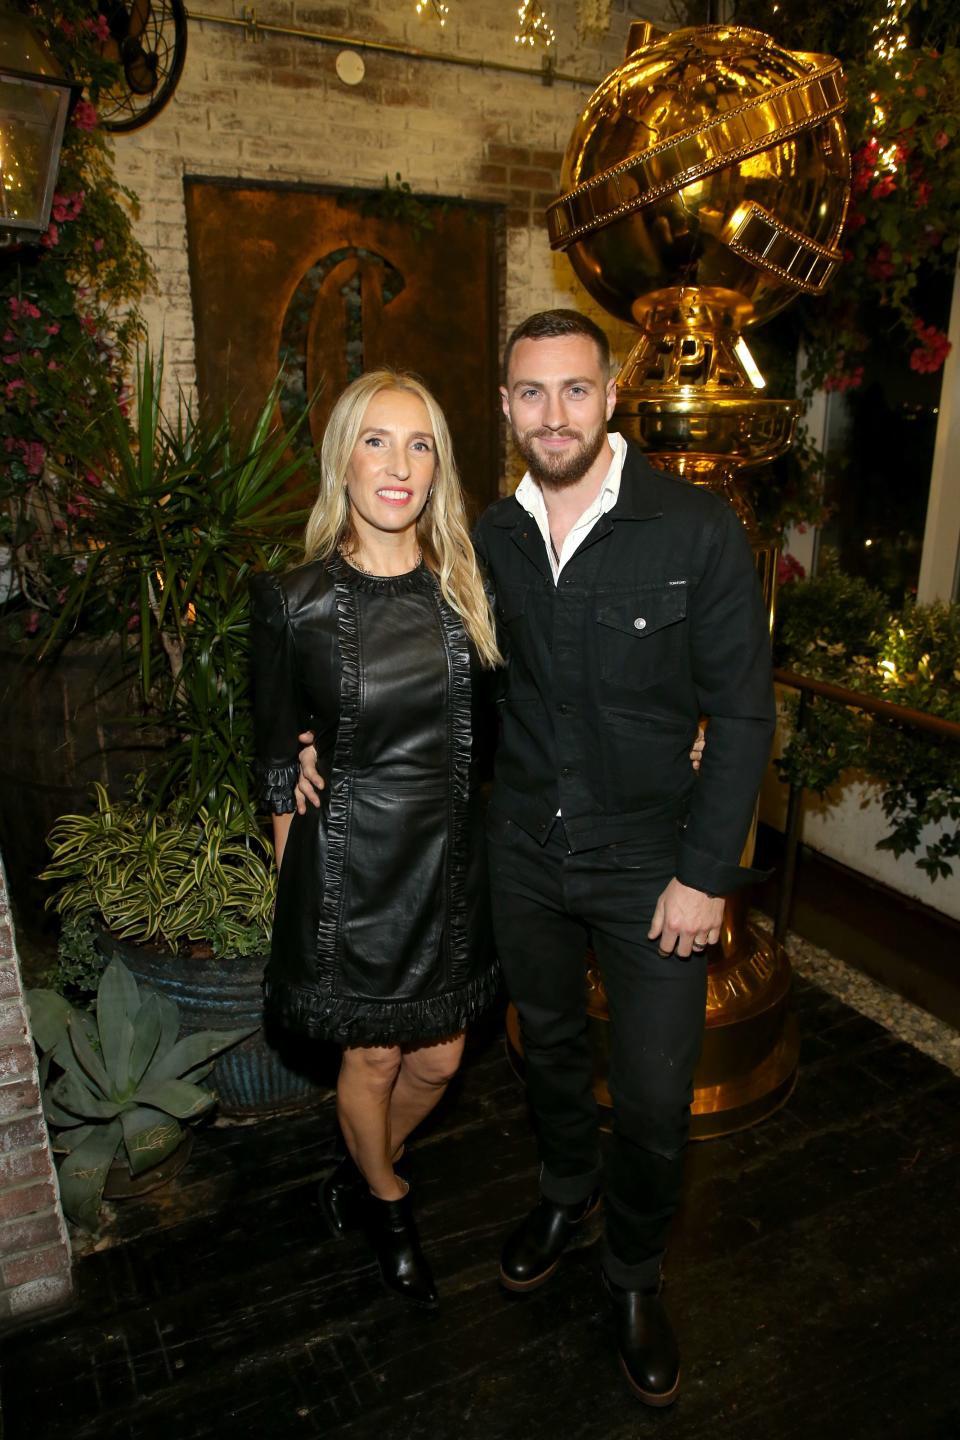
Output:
[366, 1189, 438, 1309]
[318, 1145, 407, 1240]
[603, 1274, 680, 1407]
[318, 1152, 364, 1240]
[499, 1189, 602, 1292]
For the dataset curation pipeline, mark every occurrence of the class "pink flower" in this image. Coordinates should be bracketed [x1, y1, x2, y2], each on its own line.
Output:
[2, 352, 20, 365]
[47, 359, 60, 371]
[935, 130, 949, 150]
[25, 612, 40, 636]
[93, 238, 104, 253]
[40, 223, 59, 248]
[50, 190, 85, 226]
[7, 297, 40, 320]
[45, 323, 60, 336]
[85, 470, 103, 488]
[22, 442, 45, 476]
[5, 379, 25, 397]
[72, 100, 97, 131]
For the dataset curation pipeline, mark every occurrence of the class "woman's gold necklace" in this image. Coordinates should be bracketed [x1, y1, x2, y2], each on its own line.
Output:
[338, 543, 423, 576]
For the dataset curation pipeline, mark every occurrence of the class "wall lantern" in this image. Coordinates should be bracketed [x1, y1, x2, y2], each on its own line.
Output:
[0, 7, 80, 237]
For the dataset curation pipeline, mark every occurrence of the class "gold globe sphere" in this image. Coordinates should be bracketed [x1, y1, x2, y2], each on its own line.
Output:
[548, 24, 851, 329]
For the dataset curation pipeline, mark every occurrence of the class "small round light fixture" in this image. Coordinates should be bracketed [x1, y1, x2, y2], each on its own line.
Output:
[0, 9, 81, 237]
[335, 50, 365, 86]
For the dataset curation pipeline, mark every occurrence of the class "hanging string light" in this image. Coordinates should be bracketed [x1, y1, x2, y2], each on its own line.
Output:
[515, 0, 555, 48]
[871, 0, 909, 66]
[414, 0, 449, 25]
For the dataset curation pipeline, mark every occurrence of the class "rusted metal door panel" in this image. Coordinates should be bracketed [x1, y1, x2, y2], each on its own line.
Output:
[184, 178, 501, 519]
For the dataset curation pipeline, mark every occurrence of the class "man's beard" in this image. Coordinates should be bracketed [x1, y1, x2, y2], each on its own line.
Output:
[513, 420, 608, 488]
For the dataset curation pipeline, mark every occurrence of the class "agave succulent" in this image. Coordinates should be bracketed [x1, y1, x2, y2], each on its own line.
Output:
[28, 958, 253, 1230]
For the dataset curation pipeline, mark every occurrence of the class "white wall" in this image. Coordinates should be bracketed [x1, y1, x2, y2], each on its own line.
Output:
[760, 693, 960, 922]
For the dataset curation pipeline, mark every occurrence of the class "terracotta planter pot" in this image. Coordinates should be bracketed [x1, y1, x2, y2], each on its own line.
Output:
[97, 932, 332, 1118]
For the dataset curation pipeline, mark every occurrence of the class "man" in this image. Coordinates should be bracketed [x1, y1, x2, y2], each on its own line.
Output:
[295, 308, 775, 1405]
[472, 309, 775, 1406]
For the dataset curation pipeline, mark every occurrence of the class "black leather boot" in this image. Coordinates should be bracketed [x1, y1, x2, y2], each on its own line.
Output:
[603, 1274, 680, 1407]
[366, 1189, 438, 1309]
[318, 1145, 406, 1240]
[499, 1189, 602, 1292]
[318, 1152, 364, 1239]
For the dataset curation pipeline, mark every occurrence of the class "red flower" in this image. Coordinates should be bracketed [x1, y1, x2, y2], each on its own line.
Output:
[867, 243, 895, 281]
[45, 323, 60, 336]
[871, 175, 896, 200]
[935, 130, 949, 150]
[909, 319, 952, 373]
[914, 180, 932, 208]
[777, 554, 806, 587]
[40, 223, 59, 248]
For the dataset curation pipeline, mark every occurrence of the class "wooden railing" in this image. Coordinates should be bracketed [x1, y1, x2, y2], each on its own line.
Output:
[770, 667, 960, 944]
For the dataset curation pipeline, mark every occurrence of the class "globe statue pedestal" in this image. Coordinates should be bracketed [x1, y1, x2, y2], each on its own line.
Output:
[541, 20, 850, 1137]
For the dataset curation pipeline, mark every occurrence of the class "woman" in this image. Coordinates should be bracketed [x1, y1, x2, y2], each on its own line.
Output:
[250, 371, 501, 1310]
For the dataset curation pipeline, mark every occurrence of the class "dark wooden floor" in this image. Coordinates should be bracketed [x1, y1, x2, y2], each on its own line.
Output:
[2, 980, 959, 1440]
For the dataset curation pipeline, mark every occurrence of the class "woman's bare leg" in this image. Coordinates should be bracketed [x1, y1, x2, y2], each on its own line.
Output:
[387, 1032, 466, 1154]
[337, 1045, 405, 1200]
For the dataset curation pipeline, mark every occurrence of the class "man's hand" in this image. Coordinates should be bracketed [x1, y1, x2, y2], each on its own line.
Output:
[648, 878, 723, 958]
[689, 724, 706, 772]
[295, 730, 325, 815]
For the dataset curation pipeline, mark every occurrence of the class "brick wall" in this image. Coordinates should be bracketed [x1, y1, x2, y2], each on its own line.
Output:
[112, 0, 674, 479]
[0, 858, 72, 1325]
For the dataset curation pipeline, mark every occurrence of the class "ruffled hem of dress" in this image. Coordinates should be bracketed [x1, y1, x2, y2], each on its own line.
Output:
[263, 962, 501, 1046]
[255, 762, 299, 814]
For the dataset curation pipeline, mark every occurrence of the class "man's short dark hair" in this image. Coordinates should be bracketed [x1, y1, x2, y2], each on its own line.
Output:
[501, 309, 611, 384]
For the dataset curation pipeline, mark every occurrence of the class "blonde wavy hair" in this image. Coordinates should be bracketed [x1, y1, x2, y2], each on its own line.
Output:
[303, 370, 501, 668]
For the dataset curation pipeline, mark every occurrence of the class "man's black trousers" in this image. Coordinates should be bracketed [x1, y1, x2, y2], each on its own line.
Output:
[487, 812, 707, 1290]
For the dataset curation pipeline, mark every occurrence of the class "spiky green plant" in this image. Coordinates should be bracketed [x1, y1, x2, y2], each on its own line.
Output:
[28, 958, 253, 1230]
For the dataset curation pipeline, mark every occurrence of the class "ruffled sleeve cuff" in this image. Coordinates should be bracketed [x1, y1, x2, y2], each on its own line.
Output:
[256, 761, 299, 815]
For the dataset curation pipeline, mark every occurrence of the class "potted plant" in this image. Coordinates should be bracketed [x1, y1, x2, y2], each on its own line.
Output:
[33, 347, 325, 1115]
[27, 957, 253, 1231]
[38, 783, 330, 1114]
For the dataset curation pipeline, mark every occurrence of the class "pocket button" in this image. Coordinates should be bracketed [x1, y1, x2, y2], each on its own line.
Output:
[633, 617, 647, 630]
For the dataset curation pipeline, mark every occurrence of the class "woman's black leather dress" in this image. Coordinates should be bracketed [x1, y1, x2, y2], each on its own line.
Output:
[250, 553, 498, 1046]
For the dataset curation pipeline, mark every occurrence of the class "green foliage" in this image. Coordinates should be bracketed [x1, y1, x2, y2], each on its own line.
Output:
[27, 957, 253, 1230]
[41, 783, 277, 954]
[717, 0, 960, 391]
[43, 346, 314, 819]
[352, 172, 446, 236]
[1, 0, 155, 639]
[775, 570, 960, 878]
[50, 914, 106, 1008]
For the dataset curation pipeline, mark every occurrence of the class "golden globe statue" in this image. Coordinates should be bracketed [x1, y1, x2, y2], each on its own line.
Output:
[546, 21, 851, 1137]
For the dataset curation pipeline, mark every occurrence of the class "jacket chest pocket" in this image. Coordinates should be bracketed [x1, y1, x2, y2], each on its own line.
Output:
[596, 584, 687, 695]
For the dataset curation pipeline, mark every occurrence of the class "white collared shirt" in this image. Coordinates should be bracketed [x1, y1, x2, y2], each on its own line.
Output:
[514, 431, 628, 585]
